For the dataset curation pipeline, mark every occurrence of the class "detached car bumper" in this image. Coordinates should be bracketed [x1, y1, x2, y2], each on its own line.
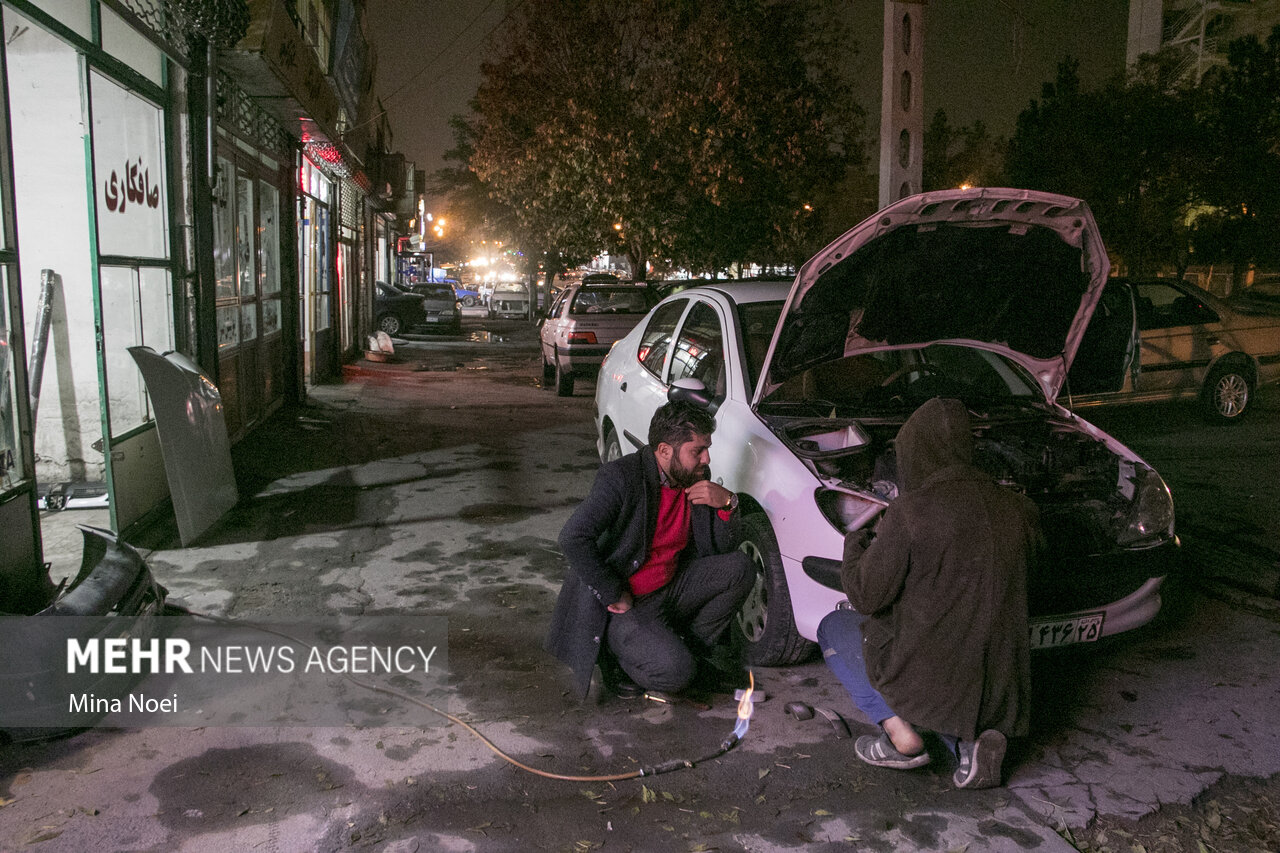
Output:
[0, 526, 166, 742]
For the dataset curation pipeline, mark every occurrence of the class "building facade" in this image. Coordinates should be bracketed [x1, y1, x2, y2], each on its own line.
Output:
[0, 0, 404, 606]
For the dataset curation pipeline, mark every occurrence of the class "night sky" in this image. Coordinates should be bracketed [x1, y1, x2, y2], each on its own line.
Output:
[367, 1, 1129, 196]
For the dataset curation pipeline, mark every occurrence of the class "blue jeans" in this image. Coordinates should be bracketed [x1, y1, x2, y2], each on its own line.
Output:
[818, 609, 960, 757]
[816, 609, 896, 726]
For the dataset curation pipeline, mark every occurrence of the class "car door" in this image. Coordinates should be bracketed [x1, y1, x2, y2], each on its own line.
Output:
[1132, 280, 1222, 395]
[669, 300, 730, 408]
[539, 289, 569, 361]
[612, 298, 689, 453]
[1065, 280, 1138, 397]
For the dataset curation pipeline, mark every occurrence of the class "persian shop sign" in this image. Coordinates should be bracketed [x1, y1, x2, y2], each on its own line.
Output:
[91, 71, 168, 259]
[103, 157, 161, 213]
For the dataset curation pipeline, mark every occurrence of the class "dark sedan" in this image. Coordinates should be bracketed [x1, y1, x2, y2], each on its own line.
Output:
[374, 281, 427, 336]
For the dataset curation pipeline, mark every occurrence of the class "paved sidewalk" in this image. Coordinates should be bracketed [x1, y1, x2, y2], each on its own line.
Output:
[2, 335, 1277, 851]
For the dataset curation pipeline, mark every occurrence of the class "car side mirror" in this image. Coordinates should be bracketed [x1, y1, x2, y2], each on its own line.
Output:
[668, 377, 718, 414]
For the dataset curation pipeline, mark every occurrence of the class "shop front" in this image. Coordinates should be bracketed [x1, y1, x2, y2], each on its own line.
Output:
[212, 72, 294, 440]
[0, 0, 187, 584]
[298, 153, 336, 383]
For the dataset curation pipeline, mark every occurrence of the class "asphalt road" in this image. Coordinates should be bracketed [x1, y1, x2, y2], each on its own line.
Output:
[1, 317, 1277, 852]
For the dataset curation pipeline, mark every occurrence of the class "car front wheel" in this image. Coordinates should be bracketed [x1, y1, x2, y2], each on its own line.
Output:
[1203, 362, 1252, 423]
[737, 512, 815, 666]
[603, 427, 623, 463]
[377, 313, 401, 336]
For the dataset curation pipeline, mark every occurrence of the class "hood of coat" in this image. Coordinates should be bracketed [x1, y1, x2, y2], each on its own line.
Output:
[755, 188, 1111, 403]
[895, 397, 974, 494]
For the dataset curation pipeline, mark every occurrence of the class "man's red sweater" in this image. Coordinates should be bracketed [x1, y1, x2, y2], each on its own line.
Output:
[628, 485, 689, 596]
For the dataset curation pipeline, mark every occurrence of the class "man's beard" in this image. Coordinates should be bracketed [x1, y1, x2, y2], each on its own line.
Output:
[668, 456, 709, 489]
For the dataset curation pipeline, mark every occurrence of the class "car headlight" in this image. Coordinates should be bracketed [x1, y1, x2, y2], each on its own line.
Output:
[1116, 465, 1175, 547]
[815, 488, 884, 535]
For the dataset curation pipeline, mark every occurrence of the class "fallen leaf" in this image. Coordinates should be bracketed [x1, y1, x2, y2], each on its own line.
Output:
[0, 797, 15, 807]
[813, 809, 831, 816]
[757, 768, 770, 779]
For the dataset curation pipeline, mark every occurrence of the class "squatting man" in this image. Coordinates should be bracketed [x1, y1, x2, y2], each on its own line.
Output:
[547, 401, 753, 701]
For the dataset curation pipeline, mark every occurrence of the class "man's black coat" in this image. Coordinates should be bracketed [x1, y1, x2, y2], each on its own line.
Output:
[546, 446, 741, 698]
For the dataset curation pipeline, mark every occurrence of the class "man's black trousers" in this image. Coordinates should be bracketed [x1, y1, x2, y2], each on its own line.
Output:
[606, 550, 753, 693]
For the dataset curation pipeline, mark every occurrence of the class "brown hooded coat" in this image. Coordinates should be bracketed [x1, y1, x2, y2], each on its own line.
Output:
[841, 397, 1041, 740]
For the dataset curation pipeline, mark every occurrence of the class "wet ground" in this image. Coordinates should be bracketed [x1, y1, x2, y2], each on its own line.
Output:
[2, 316, 1278, 851]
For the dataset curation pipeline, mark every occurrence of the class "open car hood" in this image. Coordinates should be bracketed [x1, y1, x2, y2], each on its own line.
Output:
[755, 188, 1110, 403]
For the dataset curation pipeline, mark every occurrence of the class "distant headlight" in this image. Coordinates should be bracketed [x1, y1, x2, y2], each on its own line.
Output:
[815, 488, 884, 535]
[1116, 466, 1175, 547]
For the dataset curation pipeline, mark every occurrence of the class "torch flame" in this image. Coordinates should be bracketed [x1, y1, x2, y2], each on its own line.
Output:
[732, 670, 755, 740]
[737, 670, 755, 720]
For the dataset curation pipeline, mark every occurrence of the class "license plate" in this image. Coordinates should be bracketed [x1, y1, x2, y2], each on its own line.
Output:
[1029, 612, 1104, 649]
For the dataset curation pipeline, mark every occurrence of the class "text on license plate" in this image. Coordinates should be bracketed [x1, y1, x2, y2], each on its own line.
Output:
[1029, 612, 1104, 649]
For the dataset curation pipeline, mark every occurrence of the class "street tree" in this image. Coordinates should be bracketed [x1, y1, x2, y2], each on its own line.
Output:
[459, 0, 864, 279]
[1006, 55, 1202, 277]
[1191, 25, 1280, 287]
[922, 110, 1005, 192]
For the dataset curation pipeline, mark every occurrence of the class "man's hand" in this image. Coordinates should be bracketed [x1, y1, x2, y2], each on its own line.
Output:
[607, 590, 633, 614]
[685, 480, 734, 509]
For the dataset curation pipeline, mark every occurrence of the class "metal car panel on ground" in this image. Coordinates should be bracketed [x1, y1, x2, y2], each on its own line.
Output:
[129, 347, 238, 546]
[0, 526, 165, 742]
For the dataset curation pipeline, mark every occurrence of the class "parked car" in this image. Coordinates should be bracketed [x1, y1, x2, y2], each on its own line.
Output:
[413, 282, 463, 332]
[538, 280, 657, 396]
[594, 188, 1179, 667]
[1064, 277, 1280, 422]
[490, 282, 532, 320]
[374, 281, 427, 336]
[452, 280, 482, 307]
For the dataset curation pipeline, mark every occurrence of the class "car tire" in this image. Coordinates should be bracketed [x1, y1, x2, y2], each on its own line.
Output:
[554, 352, 574, 397]
[463, 295, 477, 307]
[1202, 361, 1252, 423]
[377, 313, 401, 336]
[603, 427, 623, 463]
[541, 351, 555, 387]
[736, 512, 815, 667]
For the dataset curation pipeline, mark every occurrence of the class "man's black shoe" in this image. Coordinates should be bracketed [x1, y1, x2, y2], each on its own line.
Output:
[598, 654, 642, 699]
[693, 657, 751, 695]
[610, 676, 643, 700]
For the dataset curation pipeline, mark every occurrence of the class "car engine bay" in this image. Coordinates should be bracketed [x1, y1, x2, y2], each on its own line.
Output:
[778, 412, 1147, 557]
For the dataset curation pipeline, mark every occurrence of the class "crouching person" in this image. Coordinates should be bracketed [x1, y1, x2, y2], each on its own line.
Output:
[818, 397, 1044, 788]
[546, 401, 753, 700]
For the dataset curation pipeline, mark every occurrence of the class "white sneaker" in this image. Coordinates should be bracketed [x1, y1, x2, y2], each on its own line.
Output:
[953, 730, 1006, 789]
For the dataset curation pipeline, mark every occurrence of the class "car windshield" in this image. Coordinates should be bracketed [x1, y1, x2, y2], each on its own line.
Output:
[570, 287, 651, 315]
[758, 343, 1043, 418]
[736, 300, 785, 389]
[422, 285, 455, 299]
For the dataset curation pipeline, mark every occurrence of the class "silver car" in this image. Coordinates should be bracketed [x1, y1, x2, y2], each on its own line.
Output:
[1064, 277, 1280, 421]
[538, 281, 656, 396]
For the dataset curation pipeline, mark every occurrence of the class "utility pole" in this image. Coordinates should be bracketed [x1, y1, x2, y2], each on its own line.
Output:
[879, 0, 926, 209]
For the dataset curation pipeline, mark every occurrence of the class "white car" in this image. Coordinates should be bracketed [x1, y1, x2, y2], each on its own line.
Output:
[594, 188, 1180, 666]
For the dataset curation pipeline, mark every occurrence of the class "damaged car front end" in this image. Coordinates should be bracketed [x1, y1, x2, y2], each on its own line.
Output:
[0, 526, 166, 742]
[746, 188, 1178, 660]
